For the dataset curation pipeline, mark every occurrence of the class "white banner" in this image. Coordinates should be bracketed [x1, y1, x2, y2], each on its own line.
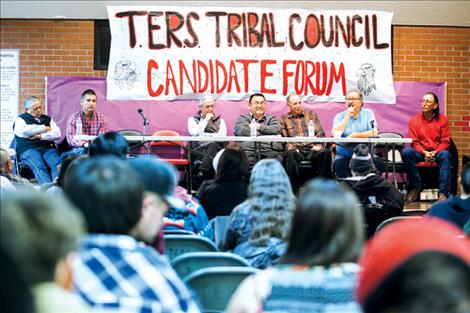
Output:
[0, 49, 20, 149]
[107, 6, 395, 103]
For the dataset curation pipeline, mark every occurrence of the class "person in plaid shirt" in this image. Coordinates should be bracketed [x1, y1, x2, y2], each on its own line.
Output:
[64, 89, 108, 158]
[63, 156, 202, 313]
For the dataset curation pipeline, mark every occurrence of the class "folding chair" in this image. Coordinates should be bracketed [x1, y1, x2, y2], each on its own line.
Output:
[184, 267, 259, 313]
[118, 129, 148, 155]
[376, 132, 407, 188]
[171, 251, 250, 279]
[150, 130, 192, 191]
[164, 234, 217, 261]
[209, 215, 229, 248]
[375, 216, 422, 234]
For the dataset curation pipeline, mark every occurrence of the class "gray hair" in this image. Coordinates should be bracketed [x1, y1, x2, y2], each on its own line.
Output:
[346, 88, 363, 98]
[248, 159, 295, 246]
[286, 92, 299, 104]
[199, 94, 214, 107]
[23, 96, 39, 109]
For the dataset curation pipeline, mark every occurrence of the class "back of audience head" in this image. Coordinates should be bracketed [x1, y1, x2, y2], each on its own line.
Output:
[461, 162, 470, 195]
[63, 156, 144, 235]
[349, 144, 376, 176]
[0, 245, 36, 313]
[89, 131, 129, 159]
[0, 148, 12, 174]
[282, 179, 364, 266]
[1, 190, 85, 287]
[358, 218, 470, 313]
[214, 144, 249, 182]
[248, 159, 295, 245]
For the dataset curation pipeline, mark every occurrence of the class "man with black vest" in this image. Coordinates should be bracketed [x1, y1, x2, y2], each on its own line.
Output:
[187, 94, 227, 180]
[13, 96, 61, 184]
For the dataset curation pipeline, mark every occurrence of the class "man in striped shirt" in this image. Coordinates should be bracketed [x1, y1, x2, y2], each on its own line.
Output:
[280, 93, 332, 190]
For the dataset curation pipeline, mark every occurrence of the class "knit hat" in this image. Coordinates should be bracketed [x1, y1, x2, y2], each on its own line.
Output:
[349, 144, 375, 174]
[129, 155, 185, 209]
[357, 218, 470, 308]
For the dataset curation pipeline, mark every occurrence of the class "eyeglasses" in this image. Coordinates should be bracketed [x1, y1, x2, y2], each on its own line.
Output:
[345, 97, 362, 102]
[203, 105, 214, 109]
[251, 101, 266, 105]
[421, 99, 434, 104]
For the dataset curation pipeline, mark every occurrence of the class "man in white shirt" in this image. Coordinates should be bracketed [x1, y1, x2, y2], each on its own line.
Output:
[187, 95, 227, 180]
[13, 96, 61, 184]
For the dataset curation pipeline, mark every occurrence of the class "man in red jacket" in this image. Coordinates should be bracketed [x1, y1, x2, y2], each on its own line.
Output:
[402, 92, 451, 202]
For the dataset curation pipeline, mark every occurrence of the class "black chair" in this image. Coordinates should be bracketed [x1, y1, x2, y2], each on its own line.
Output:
[184, 267, 259, 313]
[375, 132, 407, 188]
[164, 234, 217, 261]
[171, 251, 250, 279]
[118, 129, 148, 155]
[9, 137, 34, 180]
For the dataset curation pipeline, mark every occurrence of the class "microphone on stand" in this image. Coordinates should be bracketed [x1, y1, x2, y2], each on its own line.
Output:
[138, 108, 149, 126]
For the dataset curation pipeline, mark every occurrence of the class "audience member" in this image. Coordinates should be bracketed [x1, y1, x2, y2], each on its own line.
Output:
[234, 93, 283, 168]
[227, 179, 364, 313]
[63, 156, 202, 312]
[130, 154, 213, 240]
[64, 89, 109, 158]
[44, 155, 79, 197]
[342, 144, 404, 237]
[188, 94, 227, 181]
[222, 159, 295, 268]
[0, 147, 31, 190]
[88, 131, 129, 159]
[402, 92, 451, 202]
[357, 218, 470, 313]
[1, 190, 91, 313]
[13, 96, 61, 183]
[426, 162, 470, 229]
[332, 88, 378, 178]
[280, 93, 332, 190]
[196, 144, 249, 220]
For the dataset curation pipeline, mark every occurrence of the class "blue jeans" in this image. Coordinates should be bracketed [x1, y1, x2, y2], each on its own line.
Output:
[60, 147, 87, 162]
[401, 147, 451, 196]
[20, 147, 60, 184]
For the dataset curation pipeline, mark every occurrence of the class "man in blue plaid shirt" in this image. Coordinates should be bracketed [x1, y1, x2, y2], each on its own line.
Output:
[63, 156, 202, 313]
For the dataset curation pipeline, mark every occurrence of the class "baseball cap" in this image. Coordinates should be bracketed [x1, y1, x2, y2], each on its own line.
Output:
[129, 155, 185, 209]
[357, 217, 470, 308]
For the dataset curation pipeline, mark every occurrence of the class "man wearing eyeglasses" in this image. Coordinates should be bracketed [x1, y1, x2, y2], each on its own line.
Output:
[402, 92, 451, 202]
[234, 93, 283, 168]
[13, 96, 61, 184]
[187, 94, 227, 181]
[332, 88, 378, 178]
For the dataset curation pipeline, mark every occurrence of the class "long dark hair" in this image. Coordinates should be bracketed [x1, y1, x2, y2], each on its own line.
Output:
[425, 92, 440, 120]
[214, 144, 249, 182]
[281, 179, 364, 266]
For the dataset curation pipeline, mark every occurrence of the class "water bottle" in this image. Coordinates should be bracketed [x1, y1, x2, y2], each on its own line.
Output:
[76, 117, 83, 135]
[308, 120, 315, 137]
[250, 119, 257, 137]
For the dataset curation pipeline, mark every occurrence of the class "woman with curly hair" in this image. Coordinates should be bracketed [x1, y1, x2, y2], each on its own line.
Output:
[221, 159, 295, 269]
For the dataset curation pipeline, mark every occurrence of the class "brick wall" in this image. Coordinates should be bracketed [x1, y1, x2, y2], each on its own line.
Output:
[1, 20, 469, 158]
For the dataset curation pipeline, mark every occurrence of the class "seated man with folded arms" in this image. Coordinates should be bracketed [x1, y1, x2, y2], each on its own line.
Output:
[13, 96, 61, 184]
[280, 93, 332, 190]
[332, 88, 378, 178]
[64, 89, 108, 158]
[234, 93, 283, 168]
[63, 156, 202, 313]
[187, 94, 227, 180]
[402, 92, 451, 202]
[1, 190, 92, 313]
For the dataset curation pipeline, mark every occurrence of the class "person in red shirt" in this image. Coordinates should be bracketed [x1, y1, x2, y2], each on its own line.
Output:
[402, 92, 451, 202]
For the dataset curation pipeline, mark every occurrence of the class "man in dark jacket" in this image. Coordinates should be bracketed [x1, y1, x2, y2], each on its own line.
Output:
[342, 144, 404, 237]
[426, 162, 470, 229]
